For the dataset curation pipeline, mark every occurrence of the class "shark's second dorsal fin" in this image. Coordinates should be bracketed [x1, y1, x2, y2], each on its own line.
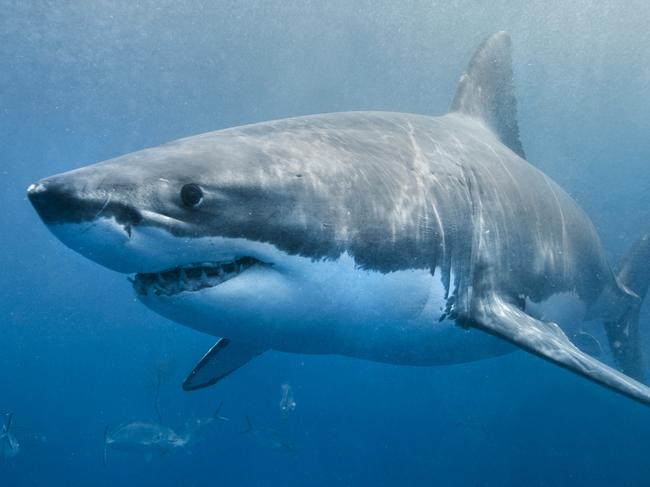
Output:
[450, 31, 525, 159]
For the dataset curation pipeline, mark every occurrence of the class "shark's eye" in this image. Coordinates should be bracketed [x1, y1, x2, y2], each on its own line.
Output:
[180, 183, 204, 208]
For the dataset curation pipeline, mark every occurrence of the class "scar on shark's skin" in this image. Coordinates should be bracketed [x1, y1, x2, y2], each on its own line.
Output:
[28, 32, 650, 407]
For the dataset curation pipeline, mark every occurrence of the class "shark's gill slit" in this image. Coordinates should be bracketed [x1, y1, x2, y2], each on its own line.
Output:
[93, 192, 113, 219]
[132, 257, 268, 296]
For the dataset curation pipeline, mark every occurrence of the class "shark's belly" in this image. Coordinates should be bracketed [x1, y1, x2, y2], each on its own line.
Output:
[140, 256, 515, 365]
[323, 316, 516, 365]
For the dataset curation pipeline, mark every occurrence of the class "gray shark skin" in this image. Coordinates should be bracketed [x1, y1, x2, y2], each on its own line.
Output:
[28, 33, 650, 405]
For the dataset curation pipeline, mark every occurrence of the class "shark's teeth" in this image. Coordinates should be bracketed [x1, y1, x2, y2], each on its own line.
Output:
[132, 257, 264, 297]
[200, 270, 209, 285]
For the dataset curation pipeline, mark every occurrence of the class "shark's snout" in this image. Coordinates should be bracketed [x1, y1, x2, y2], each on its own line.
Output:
[27, 177, 142, 228]
[26, 174, 151, 273]
[27, 178, 83, 224]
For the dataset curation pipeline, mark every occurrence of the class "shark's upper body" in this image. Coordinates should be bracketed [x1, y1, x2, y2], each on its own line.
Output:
[28, 33, 650, 406]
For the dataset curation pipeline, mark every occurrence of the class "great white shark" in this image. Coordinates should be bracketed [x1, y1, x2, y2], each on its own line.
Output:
[28, 33, 650, 405]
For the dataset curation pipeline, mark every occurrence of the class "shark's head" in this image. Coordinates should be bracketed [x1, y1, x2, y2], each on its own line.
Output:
[27, 125, 318, 274]
[28, 115, 444, 351]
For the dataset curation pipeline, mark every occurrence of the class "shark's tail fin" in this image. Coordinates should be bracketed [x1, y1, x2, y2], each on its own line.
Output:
[605, 228, 650, 380]
[213, 402, 230, 422]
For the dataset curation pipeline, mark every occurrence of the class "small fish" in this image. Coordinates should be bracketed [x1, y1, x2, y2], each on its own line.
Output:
[279, 383, 296, 418]
[104, 421, 188, 465]
[1, 413, 20, 460]
[103, 403, 229, 464]
[243, 416, 295, 452]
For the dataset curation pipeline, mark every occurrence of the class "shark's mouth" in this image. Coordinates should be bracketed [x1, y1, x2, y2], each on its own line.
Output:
[132, 257, 266, 297]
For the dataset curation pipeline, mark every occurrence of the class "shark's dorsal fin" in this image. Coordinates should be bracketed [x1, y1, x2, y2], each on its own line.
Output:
[450, 31, 526, 159]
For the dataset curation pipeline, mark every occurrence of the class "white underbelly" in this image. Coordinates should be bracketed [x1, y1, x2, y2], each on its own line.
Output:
[139, 251, 515, 366]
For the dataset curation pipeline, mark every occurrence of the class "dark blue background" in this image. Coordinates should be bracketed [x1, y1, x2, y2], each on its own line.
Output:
[1, 1, 649, 485]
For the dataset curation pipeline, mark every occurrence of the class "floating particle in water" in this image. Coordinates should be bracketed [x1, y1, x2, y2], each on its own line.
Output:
[279, 383, 296, 418]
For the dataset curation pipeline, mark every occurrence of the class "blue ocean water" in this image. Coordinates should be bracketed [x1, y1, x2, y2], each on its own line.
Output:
[1, 1, 649, 486]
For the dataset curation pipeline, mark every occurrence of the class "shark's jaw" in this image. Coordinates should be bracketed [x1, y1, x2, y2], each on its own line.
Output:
[131, 257, 269, 297]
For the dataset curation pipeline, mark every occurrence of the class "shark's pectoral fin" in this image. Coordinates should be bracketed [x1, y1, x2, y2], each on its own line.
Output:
[468, 294, 650, 406]
[183, 338, 264, 391]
